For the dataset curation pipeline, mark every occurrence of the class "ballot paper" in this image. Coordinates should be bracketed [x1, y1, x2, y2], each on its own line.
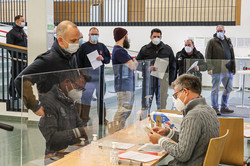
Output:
[150, 57, 169, 79]
[87, 50, 102, 69]
[64, 145, 80, 152]
[118, 151, 161, 162]
[138, 143, 165, 153]
[186, 61, 198, 73]
[99, 142, 136, 150]
[244, 129, 250, 137]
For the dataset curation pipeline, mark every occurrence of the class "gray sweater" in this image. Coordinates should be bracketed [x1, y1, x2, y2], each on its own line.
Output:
[158, 98, 219, 166]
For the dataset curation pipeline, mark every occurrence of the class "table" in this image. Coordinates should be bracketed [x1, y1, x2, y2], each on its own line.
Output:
[48, 122, 168, 166]
[236, 70, 250, 108]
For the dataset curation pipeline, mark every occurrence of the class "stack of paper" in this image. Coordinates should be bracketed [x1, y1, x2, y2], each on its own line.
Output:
[118, 151, 161, 162]
[138, 143, 165, 153]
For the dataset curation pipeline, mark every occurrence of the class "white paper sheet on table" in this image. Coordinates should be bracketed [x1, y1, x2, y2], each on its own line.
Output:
[150, 57, 169, 79]
[246, 125, 250, 128]
[118, 151, 161, 162]
[99, 142, 136, 150]
[186, 61, 198, 73]
[244, 129, 250, 137]
[138, 143, 165, 153]
[87, 50, 102, 69]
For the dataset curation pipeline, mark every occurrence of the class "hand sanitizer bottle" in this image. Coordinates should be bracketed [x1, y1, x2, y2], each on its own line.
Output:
[91, 134, 99, 154]
[110, 142, 119, 165]
[80, 138, 85, 146]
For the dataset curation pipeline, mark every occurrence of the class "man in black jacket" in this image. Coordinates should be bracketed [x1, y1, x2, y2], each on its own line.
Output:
[15, 20, 81, 117]
[136, 28, 176, 110]
[39, 70, 90, 155]
[176, 39, 206, 80]
[6, 15, 27, 98]
[206, 25, 236, 115]
[76, 27, 111, 125]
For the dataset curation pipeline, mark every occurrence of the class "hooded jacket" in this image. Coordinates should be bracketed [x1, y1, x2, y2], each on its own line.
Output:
[15, 40, 77, 111]
[205, 34, 236, 74]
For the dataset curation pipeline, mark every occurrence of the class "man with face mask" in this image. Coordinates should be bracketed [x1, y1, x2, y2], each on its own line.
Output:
[206, 25, 236, 115]
[176, 39, 206, 80]
[6, 15, 28, 99]
[112, 27, 138, 129]
[38, 70, 91, 155]
[76, 27, 111, 125]
[147, 74, 219, 166]
[15, 20, 80, 117]
[136, 28, 176, 111]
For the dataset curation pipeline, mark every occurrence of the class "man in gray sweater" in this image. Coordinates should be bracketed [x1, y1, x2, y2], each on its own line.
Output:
[148, 74, 219, 166]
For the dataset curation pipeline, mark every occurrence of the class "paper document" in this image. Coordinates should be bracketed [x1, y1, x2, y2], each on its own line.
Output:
[99, 142, 135, 150]
[186, 61, 198, 73]
[150, 57, 169, 79]
[64, 145, 80, 152]
[138, 143, 165, 153]
[87, 50, 102, 69]
[244, 129, 250, 137]
[118, 151, 161, 162]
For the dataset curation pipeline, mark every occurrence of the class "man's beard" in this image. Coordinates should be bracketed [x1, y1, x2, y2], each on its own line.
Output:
[123, 38, 130, 49]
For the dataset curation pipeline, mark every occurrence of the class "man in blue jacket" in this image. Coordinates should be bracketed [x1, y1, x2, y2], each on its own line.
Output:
[76, 27, 111, 125]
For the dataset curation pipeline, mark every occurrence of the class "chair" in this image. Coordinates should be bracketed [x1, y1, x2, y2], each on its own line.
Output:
[203, 129, 229, 166]
[218, 118, 245, 165]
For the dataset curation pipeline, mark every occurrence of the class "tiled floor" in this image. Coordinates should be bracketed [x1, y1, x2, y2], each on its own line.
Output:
[0, 86, 250, 166]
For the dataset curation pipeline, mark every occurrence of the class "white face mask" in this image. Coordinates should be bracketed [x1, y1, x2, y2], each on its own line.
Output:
[185, 46, 193, 53]
[66, 83, 82, 101]
[20, 22, 25, 28]
[172, 92, 187, 111]
[62, 38, 79, 54]
[152, 38, 161, 45]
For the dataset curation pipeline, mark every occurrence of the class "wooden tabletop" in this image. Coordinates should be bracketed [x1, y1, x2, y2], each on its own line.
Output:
[48, 122, 168, 166]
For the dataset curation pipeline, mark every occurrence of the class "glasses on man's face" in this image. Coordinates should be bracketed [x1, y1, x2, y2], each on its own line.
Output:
[172, 89, 183, 99]
[74, 83, 86, 92]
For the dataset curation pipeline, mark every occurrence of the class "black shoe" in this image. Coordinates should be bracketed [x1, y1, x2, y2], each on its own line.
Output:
[214, 109, 221, 116]
[221, 108, 234, 114]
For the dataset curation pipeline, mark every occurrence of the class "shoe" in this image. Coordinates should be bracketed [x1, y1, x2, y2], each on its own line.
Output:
[214, 109, 221, 116]
[221, 108, 234, 113]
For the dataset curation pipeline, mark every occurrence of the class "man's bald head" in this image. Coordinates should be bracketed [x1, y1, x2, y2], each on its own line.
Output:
[56, 20, 77, 38]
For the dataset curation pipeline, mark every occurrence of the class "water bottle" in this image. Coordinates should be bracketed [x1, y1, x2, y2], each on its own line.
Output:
[110, 142, 119, 165]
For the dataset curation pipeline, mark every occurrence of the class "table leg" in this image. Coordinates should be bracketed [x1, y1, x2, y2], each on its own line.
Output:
[237, 74, 250, 108]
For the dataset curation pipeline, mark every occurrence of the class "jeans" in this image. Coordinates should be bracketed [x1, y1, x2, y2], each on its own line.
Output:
[211, 72, 233, 109]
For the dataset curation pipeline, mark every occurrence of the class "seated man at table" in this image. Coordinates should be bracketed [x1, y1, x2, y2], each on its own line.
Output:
[148, 74, 219, 166]
[38, 70, 91, 155]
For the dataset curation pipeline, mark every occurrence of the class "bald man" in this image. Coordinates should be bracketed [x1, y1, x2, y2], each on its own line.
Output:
[15, 20, 81, 117]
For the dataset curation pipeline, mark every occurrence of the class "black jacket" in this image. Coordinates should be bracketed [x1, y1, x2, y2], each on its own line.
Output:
[14, 40, 77, 111]
[6, 24, 27, 47]
[176, 48, 206, 80]
[205, 34, 236, 73]
[39, 85, 86, 155]
[136, 41, 176, 85]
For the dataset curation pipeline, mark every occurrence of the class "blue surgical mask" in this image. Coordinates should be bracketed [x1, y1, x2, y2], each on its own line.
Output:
[91, 35, 99, 43]
[217, 32, 224, 39]
[79, 38, 84, 45]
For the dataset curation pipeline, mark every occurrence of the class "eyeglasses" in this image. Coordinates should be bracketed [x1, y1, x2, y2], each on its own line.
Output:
[74, 83, 86, 92]
[172, 89, 183, 99]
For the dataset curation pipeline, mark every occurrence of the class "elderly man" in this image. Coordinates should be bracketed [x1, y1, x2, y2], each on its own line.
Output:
[15, 20, 81, 117]
[76, 27, 111, 125]
[206, 25, 236, 115]
[176, 39, 206, 80]
[148, 74, 219, 166]
[39, 70, 90, 155]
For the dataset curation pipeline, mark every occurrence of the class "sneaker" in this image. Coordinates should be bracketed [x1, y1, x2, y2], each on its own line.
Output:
[221, 108, 234, 113]
[214, 109, 221, 116]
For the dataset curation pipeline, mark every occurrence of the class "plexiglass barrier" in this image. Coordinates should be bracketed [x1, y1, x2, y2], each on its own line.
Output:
[19, 58, 250, 165]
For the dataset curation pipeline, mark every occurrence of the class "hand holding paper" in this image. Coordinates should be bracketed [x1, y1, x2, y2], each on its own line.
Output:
[87, 50, 102, 69]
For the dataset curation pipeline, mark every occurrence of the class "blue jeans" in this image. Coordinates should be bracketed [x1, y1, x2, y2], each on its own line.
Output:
[211, 72, 233, 109]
